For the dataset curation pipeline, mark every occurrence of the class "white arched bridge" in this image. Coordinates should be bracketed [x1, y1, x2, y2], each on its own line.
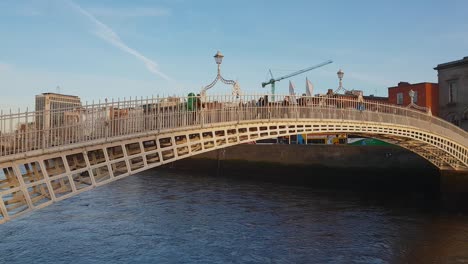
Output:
[0, 94, 467, 223]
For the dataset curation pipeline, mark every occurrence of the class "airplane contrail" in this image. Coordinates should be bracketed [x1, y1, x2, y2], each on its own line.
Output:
[66, 0, 171, 81]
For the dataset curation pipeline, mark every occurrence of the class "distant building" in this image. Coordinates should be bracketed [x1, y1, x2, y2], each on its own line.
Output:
[327, 89, 389, 104]
[344, 89, 364, 97]
[434, 56, 468, 130]
[388, 82, 439, 116]
[362, 94, 388, 103]
[35, 93, 82, 130]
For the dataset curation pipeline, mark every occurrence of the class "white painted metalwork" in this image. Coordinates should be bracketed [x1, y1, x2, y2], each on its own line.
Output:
[407, 89, 431, 115]
[200, 51, 241, 98]
[334, 69, 348, 94]
[0, 94, 467, 223]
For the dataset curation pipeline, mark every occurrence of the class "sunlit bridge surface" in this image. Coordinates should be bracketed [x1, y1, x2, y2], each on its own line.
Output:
[0, 94, 467, 223]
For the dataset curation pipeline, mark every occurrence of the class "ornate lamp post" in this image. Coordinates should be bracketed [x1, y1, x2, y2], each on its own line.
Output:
[334, 69, 347, 94]
[407, 89, 431, 115]
[409, 89, 415, 105]
[200, 51, 241, 98]
[337, 69, 344, 86]
[214, 50, 224, 67]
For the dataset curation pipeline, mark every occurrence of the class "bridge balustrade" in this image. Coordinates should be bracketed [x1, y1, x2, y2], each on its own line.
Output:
[0, 95, 466, 159]
[1, 94, 467, 224]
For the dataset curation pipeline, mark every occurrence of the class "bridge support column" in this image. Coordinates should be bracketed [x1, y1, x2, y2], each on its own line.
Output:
[439, 170, 468, 204]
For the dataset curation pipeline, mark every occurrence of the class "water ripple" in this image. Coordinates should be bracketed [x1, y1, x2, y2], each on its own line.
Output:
[1, 170, 467, 263]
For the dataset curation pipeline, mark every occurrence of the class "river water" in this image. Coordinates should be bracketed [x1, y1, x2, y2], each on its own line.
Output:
[0, 169, 467, 264]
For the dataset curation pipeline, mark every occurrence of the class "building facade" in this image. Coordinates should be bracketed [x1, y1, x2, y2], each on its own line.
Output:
[434, 56, 468, 130]
[35, 93, 82, 130]
[325, 89, 389, 104]
[387, 82, 439, 116]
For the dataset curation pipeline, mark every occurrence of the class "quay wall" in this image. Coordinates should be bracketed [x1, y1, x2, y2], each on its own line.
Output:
[176, 144, 433, 169]
[163, 144, 442, 192]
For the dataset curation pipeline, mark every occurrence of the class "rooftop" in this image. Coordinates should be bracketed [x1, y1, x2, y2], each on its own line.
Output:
[434, 56, 468, 70]
[37, 92, 80, 99]
[388, 82, 438, 89]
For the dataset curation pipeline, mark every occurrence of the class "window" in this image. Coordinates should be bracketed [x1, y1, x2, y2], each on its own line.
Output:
[397, 92, 403, 105]
[413, 91, 418, 103]
[448, 81, 457, 104]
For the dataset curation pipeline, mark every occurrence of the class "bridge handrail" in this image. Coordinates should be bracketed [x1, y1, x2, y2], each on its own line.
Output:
[0, 94, 465, 134]
[1, 94, 466, 158]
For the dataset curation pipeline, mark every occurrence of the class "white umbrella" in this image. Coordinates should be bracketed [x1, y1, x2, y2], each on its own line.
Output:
[306, 77, 314, 96]
[289, 80, 295, 95]
[289, 80, 297, 103]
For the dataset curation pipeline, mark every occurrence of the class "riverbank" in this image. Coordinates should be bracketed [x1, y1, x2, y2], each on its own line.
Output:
[162, 144, 441, 193]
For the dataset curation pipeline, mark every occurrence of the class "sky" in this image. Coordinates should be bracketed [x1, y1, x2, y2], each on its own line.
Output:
[0, 0, 467, 111]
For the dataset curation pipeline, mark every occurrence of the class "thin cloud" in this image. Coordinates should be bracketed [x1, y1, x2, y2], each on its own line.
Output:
[89, 7, 171, 18]
[66, 0, 171, 81]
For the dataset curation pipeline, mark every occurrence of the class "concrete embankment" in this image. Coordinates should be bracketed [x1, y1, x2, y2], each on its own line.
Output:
[163, 144, 442, 193]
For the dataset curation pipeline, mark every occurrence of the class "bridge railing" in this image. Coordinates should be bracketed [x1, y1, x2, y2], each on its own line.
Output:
[0, 94, 466, 158]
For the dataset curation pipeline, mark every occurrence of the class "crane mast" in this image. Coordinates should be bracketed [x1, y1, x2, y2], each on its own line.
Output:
[262, 60, 333, 100]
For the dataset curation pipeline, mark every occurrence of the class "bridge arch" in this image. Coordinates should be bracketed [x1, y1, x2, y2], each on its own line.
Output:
[0, 95, 467, 223]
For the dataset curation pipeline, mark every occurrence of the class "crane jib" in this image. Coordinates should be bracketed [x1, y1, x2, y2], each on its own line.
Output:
[262, 60, 333, 87]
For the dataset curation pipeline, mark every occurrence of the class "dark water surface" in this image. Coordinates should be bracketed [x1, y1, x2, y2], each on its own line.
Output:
[1, 169, 468, 264]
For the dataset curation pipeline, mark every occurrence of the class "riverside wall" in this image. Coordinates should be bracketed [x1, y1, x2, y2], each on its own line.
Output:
[181, 144, 433, 169]
[164, 144, 442, 193]
[163, 144, 468, 206]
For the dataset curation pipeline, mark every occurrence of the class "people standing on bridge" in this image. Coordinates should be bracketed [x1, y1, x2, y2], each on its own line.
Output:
[257, 97, 265, 119]
[296, 94, 307, 119]
[357, 92, 365, 112]
[187, 93, 196, 111]
[196, 94, 202, 111]
[263, 95, 269, 119]
[298, 93, 307, 107]
[257, 97, 265, 107]
[282, 96, 291, 118]
[187, 93, 196, 125]
[194, 94, 202, 124]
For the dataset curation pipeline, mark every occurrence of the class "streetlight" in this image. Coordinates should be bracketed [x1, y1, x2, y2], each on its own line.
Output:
[409, 89, 415, 105]
[407, 89, 431, 115]
[214, 51, 224, 65]
[337, 69, 344, 81]
[200, 51, 241, 98]
[334, 69, 347, 94]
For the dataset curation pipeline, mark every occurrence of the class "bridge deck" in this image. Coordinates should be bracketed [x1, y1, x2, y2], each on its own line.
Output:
[0, 94, 467, 223]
